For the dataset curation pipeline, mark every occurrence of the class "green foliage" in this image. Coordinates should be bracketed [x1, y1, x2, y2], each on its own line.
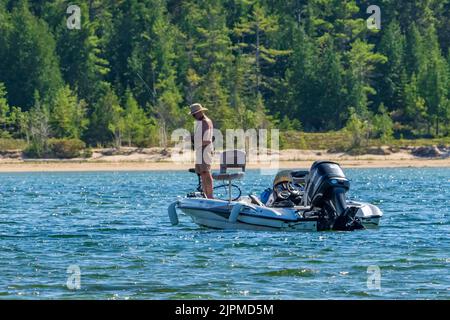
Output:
[3, 1, 63, 109]
[50, 1, 110, 103]
[279, 116, 302, 131]
[346, 39, 387, 116]
[0, 138, 27, 151]
[87, 84, 121, 146]
[372, 104, 394, 143]
[404, 74, 427, 132]
[120, 90, 154, 147]
[22, 92, 51, 157]
[345, 108, 370, 149]
[377, 20, 406, 111]
[0, 83, 10, 134]
[50, 86, 88, 139]
[24, 138, 86, 159]
[48, 138, 86, 159]
[0, 0, 448, 154]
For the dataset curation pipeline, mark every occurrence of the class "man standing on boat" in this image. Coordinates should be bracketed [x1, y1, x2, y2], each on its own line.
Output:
[190, 103, 214, 199]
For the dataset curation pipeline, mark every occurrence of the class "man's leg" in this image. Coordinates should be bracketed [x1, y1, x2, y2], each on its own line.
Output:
[201, 171, 214, 199]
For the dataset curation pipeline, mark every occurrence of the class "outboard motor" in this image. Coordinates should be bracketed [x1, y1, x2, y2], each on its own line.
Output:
[304, 161, 364, 231]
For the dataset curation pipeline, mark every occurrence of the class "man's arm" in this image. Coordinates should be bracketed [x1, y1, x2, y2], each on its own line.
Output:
[201, 119, 213, 146]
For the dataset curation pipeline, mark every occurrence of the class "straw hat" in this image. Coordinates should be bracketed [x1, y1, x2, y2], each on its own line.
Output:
[189, 103, 208, 115]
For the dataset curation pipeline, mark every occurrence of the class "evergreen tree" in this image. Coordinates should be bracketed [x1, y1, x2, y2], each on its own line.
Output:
[0, 83, 10, 135]
[48, 0, 110, 104]
[234, 1, 291, 96]
[4, 0, 63, 109]
[315, 37, 346, 130]
[178, 0, 235, 129]
[405, 23, 426, 78]
[0, 2, 11, 85]
[346, 39, 387, 117]
[404, 74, 427, 133]
[50, 86, 88, 139]
[417, 26, 449, 135]
[86, 84, 120, 146]
[372, 103, 394, 143]
[284, 28, 319, 131]
[377, 21, 407, 112]
[121, 89, 152, 147]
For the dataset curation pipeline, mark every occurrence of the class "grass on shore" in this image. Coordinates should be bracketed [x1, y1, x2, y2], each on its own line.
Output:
[281, 131, 450, 150]
[0, 138, 27, 151]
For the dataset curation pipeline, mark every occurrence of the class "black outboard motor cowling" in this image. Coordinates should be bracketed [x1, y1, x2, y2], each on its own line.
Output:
[304, 161, 363, 231]
[305, 161, 349, 210]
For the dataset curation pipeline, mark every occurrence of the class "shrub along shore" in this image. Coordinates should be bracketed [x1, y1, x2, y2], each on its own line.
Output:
[0, 133, 449, 172]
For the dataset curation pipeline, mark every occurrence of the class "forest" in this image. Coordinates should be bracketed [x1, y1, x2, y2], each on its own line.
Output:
[0, 0, 449, 157]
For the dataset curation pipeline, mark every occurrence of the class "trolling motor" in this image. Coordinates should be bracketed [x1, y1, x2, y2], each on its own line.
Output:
[304, 161, 364, 231]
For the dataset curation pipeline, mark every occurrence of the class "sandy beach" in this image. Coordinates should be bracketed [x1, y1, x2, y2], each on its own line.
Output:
[0, 148, 449, 172]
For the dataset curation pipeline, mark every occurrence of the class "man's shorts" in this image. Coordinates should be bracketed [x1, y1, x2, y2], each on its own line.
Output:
[195, 163, 211, 174]
[195, 145, 213, 174]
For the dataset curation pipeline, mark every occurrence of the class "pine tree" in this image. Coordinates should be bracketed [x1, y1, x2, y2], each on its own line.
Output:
[178, 0, 235, 129]
[4, 0, 63, 109]
[373, 103, 394, 143]
[346, 39, 387, 117]
[50, 86, 88, 139]
[234, 1, 291, 97]
[405, 23, 426, 78]
[121, 89, 151, 147]
[0, 2, 11, 85]
[417, 26, 449, 136]
[49, 0, 110, 104]
[109, 0, 183, 141]
[404, 74, 427, 133]
[0, 83, 10, 135]
[86, 84, 121, 146]
[377, 20, 407, 112]
[315, 37, 346, 130]
[284, 27, 319, 131]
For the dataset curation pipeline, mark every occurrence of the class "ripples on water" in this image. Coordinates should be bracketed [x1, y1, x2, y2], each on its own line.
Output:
[0, 168, 449, 299]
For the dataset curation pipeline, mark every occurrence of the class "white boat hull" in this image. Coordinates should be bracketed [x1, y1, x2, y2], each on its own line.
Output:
[172, 198, 382, 232]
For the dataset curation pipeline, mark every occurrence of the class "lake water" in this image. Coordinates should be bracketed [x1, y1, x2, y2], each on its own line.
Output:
[0, 168, 449, 299]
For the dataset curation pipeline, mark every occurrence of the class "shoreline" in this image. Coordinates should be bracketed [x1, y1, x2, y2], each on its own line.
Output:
[0, 158, 449, 172]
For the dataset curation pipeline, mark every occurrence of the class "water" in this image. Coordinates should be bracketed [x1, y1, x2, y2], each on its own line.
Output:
[0, 168, 449, 300]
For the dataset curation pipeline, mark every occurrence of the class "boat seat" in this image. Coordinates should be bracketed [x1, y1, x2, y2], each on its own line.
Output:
[213, 150, 246, 202]
[212, 150, 246, 181]
[212, 172, 245, 181]
[218, 150, 246, 173]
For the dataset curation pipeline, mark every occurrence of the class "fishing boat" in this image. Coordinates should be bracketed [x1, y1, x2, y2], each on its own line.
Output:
[168, 151, 382, 232]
